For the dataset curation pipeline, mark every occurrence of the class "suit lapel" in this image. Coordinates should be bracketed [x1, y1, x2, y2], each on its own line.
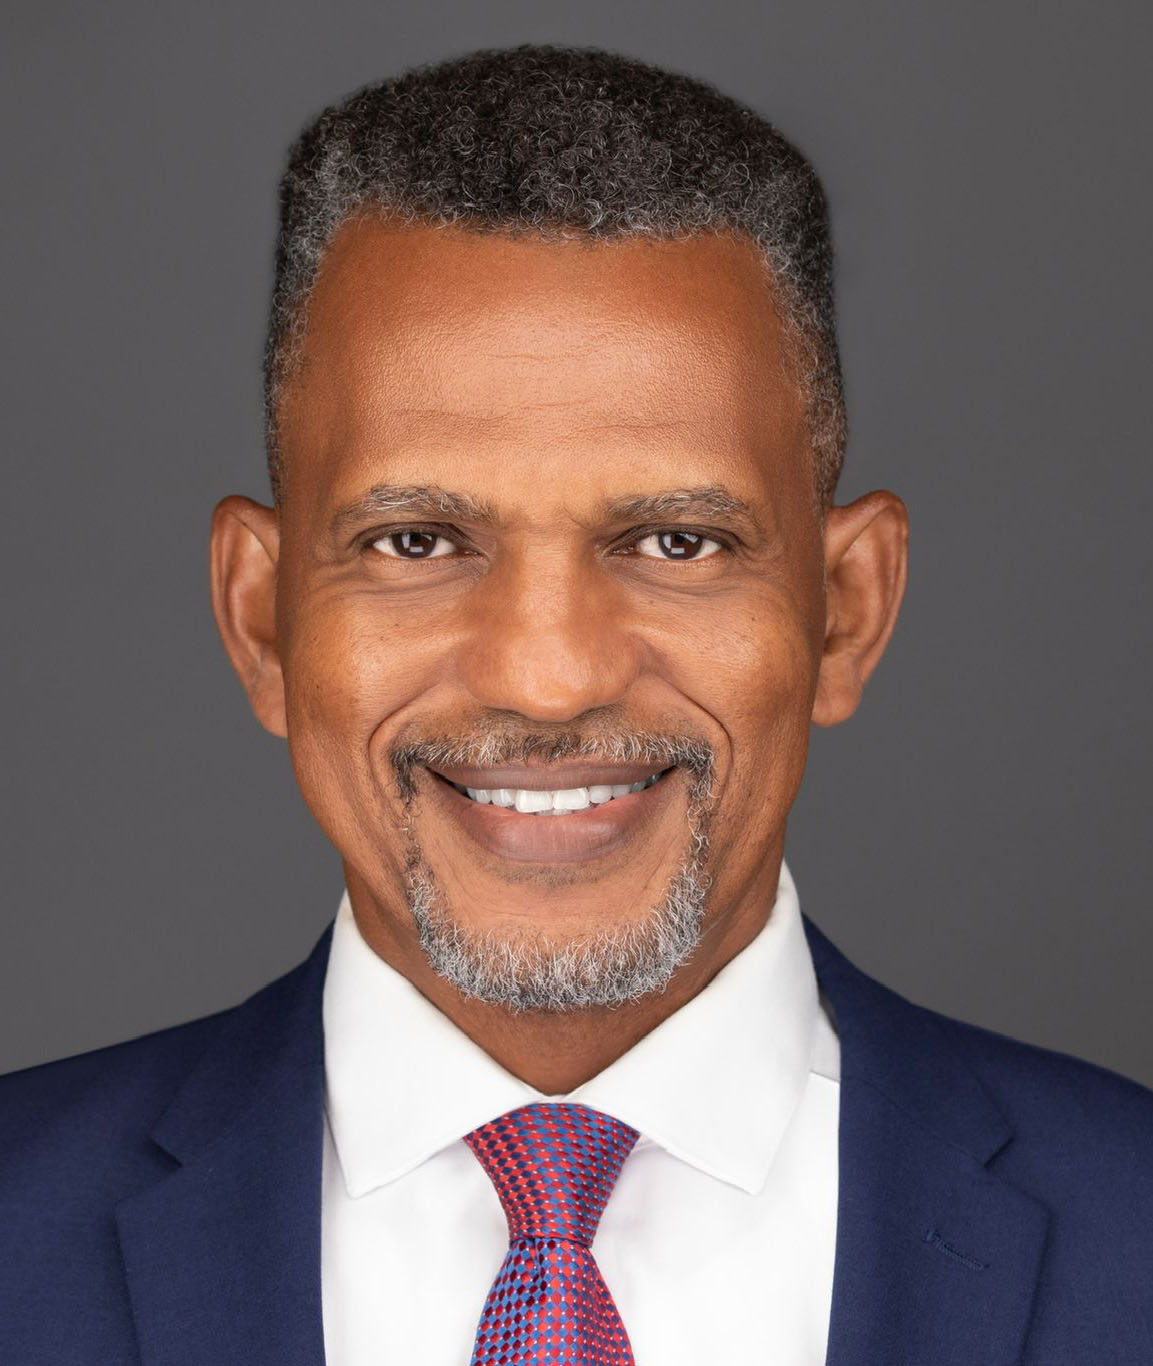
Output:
[115, 929, 333, 1366]
[805, 918, 1049, 1365]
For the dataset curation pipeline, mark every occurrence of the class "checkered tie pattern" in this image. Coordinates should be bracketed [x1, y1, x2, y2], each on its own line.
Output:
[463, 1102, 641, 1365]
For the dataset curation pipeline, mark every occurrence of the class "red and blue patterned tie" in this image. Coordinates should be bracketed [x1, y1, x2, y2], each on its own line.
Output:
[463, 1102, 641, 1364]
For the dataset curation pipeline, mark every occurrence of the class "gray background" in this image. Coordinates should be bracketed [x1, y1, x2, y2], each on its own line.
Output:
[2, 0, 1150, 1082]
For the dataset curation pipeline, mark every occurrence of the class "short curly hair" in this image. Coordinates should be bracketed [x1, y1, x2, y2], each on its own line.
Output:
[265, 44, 846, 508]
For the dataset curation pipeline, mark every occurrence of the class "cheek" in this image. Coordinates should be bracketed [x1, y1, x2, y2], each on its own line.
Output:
[286, 594, 424, 725]
[736, 626, 815, 755]
[683, 600, 819, 803]
[279, 591, 441, 816]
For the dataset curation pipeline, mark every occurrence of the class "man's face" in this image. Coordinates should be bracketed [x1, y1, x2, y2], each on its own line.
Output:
[251, 221, 832, 1007]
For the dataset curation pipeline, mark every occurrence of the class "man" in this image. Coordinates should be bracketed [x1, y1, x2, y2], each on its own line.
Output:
[2, 43, 1151, 1365]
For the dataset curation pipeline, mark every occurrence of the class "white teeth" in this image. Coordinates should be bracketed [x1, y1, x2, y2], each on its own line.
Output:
[458, 773, 664, 813]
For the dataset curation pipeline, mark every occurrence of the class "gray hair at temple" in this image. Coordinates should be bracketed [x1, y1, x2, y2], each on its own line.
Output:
[263, 44, 847, 510]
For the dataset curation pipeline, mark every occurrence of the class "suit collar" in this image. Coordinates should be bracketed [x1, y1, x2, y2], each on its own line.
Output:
[804, 915, 1049, 1365]
[149, 928, 331, 1162]
[804, 915, 1013, 1164]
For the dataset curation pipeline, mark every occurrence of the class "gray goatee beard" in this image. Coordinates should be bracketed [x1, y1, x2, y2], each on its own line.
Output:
[393, 726, 715, 1015]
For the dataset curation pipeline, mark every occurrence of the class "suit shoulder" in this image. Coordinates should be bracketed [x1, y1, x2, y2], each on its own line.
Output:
[928, 1005, 1153, 1167]
[0, 1006, 232, 1174]
[0, 930, 331, 1188]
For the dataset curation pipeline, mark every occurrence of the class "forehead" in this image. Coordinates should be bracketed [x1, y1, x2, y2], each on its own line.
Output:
[277, 217, 810, 517]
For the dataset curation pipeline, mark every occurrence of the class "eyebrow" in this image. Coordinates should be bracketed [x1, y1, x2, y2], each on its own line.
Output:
[329, 484, 496, 541]
[328, 481, 759, 541]
[602, 486, 758, 527]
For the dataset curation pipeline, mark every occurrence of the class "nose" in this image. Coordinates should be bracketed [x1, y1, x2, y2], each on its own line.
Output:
[458, 554, 641, 722]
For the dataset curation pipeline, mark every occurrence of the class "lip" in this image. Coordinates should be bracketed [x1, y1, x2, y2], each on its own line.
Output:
[421, 766, 679, 864]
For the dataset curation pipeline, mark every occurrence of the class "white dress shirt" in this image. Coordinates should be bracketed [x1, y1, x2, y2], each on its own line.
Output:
[321, 858, 840, 1364]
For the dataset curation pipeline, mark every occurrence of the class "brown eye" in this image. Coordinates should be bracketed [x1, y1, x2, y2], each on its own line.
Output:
[635, 530, 722, 560]
[371, 530, 454, 559]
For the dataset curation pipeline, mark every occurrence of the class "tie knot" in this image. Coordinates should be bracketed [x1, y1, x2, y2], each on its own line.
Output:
[464, 1102, 640, 1249]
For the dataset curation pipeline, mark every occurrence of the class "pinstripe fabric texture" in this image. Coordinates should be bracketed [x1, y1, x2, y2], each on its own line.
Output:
[463, 1102, 641, 1364]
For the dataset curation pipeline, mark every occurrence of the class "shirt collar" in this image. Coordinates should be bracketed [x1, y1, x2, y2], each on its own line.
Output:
[323, 859, 828, 1199]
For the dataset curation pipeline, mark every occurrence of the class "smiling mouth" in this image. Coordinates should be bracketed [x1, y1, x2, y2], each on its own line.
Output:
[420, 762, 680, 863]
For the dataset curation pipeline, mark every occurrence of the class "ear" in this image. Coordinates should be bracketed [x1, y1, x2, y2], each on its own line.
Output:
[209, 495, 287, 738]
[811, 490, 909, 727]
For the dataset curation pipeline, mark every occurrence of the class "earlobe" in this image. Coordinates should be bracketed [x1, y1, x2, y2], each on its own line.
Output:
[209, 495, 288, 738]
[811, 490, 909, 728]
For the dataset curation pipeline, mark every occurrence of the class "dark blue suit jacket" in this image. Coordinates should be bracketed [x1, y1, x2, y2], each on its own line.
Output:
[2, 917, 1152, 1364]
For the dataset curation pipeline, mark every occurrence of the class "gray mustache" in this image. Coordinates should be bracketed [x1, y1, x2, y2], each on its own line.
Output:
[391, 729, 715, 804]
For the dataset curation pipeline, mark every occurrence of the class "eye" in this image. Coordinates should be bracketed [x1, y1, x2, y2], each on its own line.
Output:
[369, 530, 457, 560]
[633, 530, 723, 560]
